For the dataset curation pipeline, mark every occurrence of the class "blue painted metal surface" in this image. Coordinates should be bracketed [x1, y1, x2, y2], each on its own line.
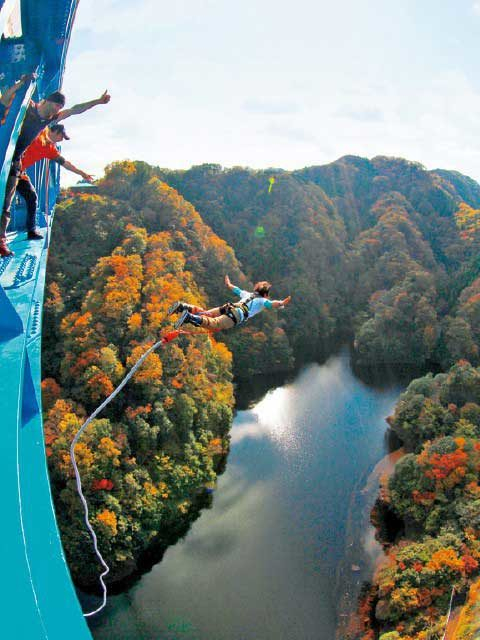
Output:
[0, 1, 92, 637]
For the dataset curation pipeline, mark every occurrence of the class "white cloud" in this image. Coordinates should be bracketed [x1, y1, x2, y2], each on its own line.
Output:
[473, 2, 480, 16]
[335, 106, 385, 123]
[243, 99, 300, 115]
[59, 0, 480, 187]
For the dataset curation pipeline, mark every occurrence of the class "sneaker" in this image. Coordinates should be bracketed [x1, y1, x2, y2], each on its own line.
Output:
[167, 301, 184, 315]
[0, 240, 14, 257]
[27, 230, 43, 240]
[174, 309, 189, 329]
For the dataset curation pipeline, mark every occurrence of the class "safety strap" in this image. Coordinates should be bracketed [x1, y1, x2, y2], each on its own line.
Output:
[230, 292, 259, 323]
[235, 302, 250, 319]
[222, 303, 240, 325]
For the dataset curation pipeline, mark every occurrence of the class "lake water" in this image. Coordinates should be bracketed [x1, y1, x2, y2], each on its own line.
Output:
[88, 354, 402, 640]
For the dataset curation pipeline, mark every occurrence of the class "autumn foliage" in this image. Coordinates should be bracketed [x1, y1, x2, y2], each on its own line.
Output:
[42, 173, 246, 585]
[356, 362, 480, 639]
[42, 157, 480, 602]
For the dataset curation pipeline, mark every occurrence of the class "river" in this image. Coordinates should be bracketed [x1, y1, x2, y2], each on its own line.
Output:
[88, 353, 402, 640]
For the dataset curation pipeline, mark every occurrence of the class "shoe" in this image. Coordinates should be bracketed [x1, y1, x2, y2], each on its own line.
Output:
[174, 309, 189, 329]
[0, 239, 14, 257]
[168, 301, 184, 315]
[27, 230, 43, 240]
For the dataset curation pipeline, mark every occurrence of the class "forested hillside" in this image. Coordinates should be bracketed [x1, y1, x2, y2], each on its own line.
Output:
[43, 156, 480, 592]
[157, 156, 480, 368]
[44, 167, 289, 586]
[343, 362, 480, 639]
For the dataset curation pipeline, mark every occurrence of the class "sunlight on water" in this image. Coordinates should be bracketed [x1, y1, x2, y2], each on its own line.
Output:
[88, 357, 401, 640]
[233, 357, 352, 455]
[231, 383, 305, 459]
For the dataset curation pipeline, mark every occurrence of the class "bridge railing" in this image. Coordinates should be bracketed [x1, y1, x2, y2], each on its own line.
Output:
[0, 2, 92, 638]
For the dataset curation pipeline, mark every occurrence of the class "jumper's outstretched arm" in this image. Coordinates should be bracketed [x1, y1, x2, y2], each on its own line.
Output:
[225, 274, 235, 290]
[271, 296, 291, 309]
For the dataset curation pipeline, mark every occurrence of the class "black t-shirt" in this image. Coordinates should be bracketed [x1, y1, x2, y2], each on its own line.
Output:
[13, 101, 55, 160]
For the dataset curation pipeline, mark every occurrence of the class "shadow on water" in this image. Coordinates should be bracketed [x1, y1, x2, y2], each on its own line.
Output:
[78, 488, 217, 603]
[85, 347, 406, 640]
[350, 346, 443, 391]
[234, 369, 296, 410]
[81, 369, 296, 604]
[234, 342, 416, 411]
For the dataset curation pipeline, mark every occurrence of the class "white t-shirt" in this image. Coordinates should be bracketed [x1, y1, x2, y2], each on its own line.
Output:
[232, 287, 273, 322]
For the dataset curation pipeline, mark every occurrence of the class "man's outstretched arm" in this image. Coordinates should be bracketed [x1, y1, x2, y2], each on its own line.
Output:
[61, 159, 94, 182]
[56, 90, 110, 121]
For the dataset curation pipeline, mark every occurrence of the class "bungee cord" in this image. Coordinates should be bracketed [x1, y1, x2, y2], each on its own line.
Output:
[441, 586, 456, 640]
[70, 329, 187, 616]
[70, 325, 221, 616]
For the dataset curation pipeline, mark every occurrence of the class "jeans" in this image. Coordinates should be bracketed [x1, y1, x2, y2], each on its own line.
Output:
[0, 160, 38, 237]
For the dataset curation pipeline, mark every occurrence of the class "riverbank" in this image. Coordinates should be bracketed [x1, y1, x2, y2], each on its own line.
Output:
[86, 356, 401, 640]
[335, 446, 406, 638]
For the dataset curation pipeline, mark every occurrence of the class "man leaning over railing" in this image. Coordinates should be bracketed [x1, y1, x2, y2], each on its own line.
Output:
[0, 88, 110, 257]
[15, 123, 94, 240]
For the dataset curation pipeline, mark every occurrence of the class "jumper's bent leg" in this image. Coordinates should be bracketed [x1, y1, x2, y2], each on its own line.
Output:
[199, 314, 235, 330]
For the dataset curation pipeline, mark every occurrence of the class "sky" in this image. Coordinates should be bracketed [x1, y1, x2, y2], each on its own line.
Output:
[60, 0, 480, 185]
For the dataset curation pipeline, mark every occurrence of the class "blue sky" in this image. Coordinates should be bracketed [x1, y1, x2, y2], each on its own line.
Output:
[60, 0, 480, 184]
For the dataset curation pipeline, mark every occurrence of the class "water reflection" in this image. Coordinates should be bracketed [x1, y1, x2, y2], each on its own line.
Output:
[89, 356, 401, 640]
[234, 385, 297, 453]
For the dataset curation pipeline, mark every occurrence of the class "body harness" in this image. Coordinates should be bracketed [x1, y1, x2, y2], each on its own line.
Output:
[220, 292, 259, 325]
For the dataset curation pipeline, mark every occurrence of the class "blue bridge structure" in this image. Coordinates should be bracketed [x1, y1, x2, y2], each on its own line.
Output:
[0, 1, 91, 637]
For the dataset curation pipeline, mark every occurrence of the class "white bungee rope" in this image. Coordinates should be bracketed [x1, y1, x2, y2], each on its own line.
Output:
[441, 586, 456, 640]
[70, 337, 166, 617]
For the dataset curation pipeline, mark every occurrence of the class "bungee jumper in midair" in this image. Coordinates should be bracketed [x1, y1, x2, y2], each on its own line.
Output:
[72, 275, 290, 616]
[169, 275, 291, 331]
